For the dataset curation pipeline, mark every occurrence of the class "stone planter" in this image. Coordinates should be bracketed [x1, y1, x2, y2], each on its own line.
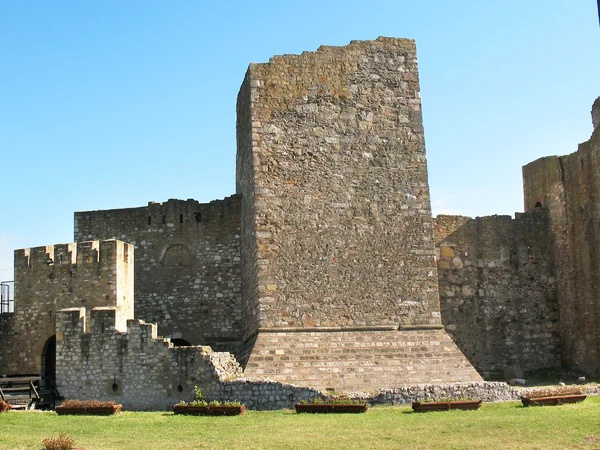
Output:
[173, 405, 245, 416]
[55, 404, 122, 415]
[521, 394, 587, 407]
[412, 400, 482, 412]
[295, 403, 368, 414]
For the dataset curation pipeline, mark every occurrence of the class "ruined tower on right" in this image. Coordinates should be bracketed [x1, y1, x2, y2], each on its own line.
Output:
[235, 37, 481, 390]
[522, 98, 600, 377]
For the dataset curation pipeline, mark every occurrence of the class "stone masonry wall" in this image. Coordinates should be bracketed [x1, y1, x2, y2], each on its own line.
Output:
[74, 197, 243, 354]
[434, 212, 561, 379]
[56, 307, 512, 410]
[56, 306, 321, 410]
[523, 121, 600, 377]
[236, 37, 441, 332]
[0, 240, 132, 375]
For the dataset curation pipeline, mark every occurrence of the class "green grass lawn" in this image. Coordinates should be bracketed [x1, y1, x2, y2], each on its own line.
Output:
[1, 397, 599, 450]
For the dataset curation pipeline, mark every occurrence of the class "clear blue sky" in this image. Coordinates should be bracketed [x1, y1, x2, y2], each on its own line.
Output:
[1, 1, 599, 280]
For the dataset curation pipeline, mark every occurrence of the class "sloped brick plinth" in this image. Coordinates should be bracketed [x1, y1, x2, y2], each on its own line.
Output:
[243, 328, 481, 392]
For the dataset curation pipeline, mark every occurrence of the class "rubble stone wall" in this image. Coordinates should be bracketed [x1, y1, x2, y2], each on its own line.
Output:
[523, 125, 600, 377]
[434, 212, 561, 379]
[236, 37, 441, 333]
[74, 197, 244, 354]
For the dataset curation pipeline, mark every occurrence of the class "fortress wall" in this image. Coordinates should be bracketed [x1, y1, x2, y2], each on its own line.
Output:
[523, 126, 600, 377]
[56, 307, 510, 410]
[74, 197, 244, 354]
[0, 240, 132, 375]
[236, 37, 440, 330]
[56, 307, 322, 410]
[434, 212, 560, 379]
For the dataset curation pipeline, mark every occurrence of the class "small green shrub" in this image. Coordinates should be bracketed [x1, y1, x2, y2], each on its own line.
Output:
[223, 401, 242, 407]
[42, 434, 76, 450]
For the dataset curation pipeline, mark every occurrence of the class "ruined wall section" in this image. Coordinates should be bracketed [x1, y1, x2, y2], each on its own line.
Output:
[523, 125, 600, 377]
[74, 197, 243, 354]
[0, 240, 132, 375]
[236, 37, 440, 331]
[56, 306, 324, 410]
[434, 212, 561, 379]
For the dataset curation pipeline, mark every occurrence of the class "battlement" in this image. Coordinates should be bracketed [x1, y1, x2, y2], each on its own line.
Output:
[75, 195, 240, 232]
[15, 240, 132, 270]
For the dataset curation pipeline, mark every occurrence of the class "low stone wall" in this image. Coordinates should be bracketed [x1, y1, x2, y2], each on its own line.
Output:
[372, 381, 519, 404]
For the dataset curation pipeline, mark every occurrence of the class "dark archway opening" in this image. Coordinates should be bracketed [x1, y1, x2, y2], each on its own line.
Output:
[171, 338, 192, 347]
[535, 201, 542, 208]
[41, 335, 56, 393]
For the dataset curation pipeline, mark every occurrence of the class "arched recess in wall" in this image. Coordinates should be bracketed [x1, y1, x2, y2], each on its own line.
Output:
[41, 335, 56, 391]
[160, 244, 194, 267]
[171, 338, 192, 347]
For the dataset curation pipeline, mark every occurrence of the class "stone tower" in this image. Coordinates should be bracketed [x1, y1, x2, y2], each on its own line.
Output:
[236, 37, 480, 390]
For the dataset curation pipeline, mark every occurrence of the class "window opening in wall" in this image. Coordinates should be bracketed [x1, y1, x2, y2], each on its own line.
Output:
[148, 216, 152, 225]
[194, 213, 202, 223]
[535, 202, 542, 208]
[162, 215, 166, 224]
[180, 214, 184, 223]
[0, 281, 14, 314]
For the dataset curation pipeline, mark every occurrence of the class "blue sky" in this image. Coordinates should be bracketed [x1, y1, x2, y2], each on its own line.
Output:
[1, 1, 599, 280]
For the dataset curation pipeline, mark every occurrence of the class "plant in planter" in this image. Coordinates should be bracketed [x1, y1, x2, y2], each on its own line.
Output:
[55, 399, 122, 415]
[173, 387, 245, 416]
[521, 386, 586, 407]
[411, 397, 482, 412]
[295, 397, 369, 414]
[0, 400, 10, 413]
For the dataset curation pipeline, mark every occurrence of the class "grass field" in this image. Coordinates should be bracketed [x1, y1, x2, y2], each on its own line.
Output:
[1, 397, 599, 449]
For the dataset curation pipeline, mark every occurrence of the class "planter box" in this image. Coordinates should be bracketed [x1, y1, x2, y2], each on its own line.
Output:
[173, 405, 245, 416]
[209, 405, 246, 416]
[521, 394, 587, 407]
[412, 400, 482, 412]
[295, 404, 368, 414]
[55, 404, 122, 415]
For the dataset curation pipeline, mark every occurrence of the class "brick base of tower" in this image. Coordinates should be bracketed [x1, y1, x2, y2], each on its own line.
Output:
[241, 328, 481, 391]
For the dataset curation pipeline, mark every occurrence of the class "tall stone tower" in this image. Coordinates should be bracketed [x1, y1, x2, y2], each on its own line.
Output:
[236, 37, 480, 390]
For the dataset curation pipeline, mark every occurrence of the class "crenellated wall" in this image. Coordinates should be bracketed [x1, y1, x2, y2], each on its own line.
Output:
[434, 212, 561, 379]
[74, 197, 243, 354]
[0, 240, 133, 375]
